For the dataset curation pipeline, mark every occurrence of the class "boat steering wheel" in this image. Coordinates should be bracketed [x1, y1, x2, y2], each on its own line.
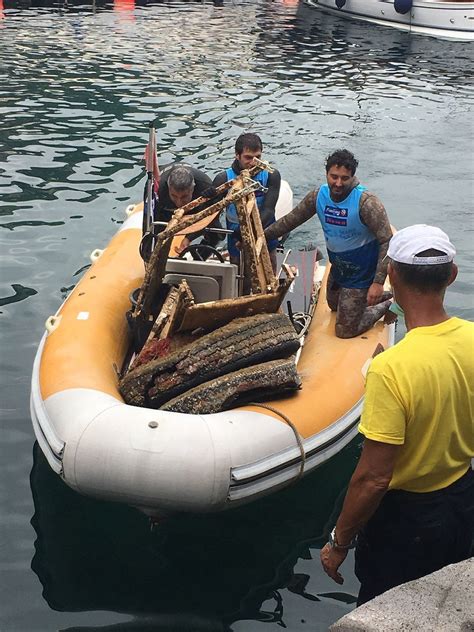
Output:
[178, 244, 225, 263]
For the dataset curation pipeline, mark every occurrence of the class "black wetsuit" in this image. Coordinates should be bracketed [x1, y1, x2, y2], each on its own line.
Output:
[213, 159, 281, 231]
[144, 163, 223, 248]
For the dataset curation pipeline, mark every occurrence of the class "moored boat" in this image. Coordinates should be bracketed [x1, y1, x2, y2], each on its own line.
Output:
[30, 179, 394, 518]
[306, 0, 474, 40]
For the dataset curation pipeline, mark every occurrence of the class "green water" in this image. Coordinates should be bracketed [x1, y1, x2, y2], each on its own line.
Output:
[1, 1, 473, 629]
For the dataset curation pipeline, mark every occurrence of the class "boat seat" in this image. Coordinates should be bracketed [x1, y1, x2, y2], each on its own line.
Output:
[164, 258, 238, 304]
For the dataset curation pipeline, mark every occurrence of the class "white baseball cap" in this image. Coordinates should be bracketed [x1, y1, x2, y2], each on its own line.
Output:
[387, 225, 456, 265]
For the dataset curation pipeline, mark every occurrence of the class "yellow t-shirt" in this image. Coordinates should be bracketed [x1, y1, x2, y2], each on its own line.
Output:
[359, 317, 474, 492]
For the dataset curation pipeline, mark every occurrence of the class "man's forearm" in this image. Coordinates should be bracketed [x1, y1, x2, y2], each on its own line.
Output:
[335, 473, 389, 545]
[333, 439, 398, 546]
[373, 240, 390, 285]
[360, 194, 392, 286]
[264, 190, 317, 242]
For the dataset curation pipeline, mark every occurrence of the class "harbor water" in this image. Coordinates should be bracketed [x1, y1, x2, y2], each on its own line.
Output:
[1, 1, 473, 630]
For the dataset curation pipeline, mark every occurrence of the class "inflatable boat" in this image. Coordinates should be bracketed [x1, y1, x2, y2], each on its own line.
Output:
[307, 0, 474, 40]
[30, 187, 394, 517]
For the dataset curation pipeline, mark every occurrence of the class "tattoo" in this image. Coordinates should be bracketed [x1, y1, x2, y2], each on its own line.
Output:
[264, 189, 319, 242]
[359, 193, 393, 285]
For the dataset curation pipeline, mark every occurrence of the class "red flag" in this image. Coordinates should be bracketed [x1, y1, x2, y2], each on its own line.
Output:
[143, 134, 160, 194]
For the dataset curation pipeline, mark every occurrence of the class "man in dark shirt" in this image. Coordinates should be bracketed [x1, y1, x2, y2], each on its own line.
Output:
[264, 150, 393, 338]
[213, 133, 281, 272]
[145, 163, 223, 256]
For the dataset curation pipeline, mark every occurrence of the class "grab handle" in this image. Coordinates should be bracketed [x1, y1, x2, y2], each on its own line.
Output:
[90, 249, 104, 263]
[45, 315, 61, 334]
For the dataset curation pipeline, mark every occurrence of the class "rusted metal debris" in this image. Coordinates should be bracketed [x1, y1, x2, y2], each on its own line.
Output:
[119, 313, 300, 408]
[161, 357, 301, 414]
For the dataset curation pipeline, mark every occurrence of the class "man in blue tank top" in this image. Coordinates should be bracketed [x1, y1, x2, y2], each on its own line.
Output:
[264, 149, 393, 338]
[213, 133, 282, 275]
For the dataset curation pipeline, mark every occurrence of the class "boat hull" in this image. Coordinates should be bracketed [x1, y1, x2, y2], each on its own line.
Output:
[30, 203, 394, 516]
[308, 0, 474, 40]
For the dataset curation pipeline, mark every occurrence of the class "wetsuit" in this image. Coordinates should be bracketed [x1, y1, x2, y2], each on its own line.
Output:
[213, 159, 281, 258]
[264, 180, 392, 338]
[143, 163, 223, 249]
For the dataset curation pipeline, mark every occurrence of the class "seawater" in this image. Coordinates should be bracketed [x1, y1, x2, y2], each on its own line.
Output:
[0, 1, 473, 630]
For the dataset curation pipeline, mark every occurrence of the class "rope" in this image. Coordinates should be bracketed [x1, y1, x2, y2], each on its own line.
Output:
[248, 402, 306, 482]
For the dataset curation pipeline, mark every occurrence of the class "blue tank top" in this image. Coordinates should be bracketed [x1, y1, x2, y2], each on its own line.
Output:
[225, 167, 269, 224]
[316, 184, 379, 289]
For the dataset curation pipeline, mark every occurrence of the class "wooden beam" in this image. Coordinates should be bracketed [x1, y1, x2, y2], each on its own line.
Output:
[177, 292, 285, 332]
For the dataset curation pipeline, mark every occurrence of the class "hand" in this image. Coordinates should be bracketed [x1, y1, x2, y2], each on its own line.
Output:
[320, 543, 348, 585]
[366, 282, 384, 306]
[201, 186, 218, 199]
[175, 236, 191, 254]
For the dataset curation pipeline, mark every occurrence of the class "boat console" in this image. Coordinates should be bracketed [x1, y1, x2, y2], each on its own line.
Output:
[164, 258, 238, 303]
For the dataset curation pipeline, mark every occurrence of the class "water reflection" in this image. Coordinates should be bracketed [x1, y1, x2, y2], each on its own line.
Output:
[1, 1, 473, 628]
[258, 3, 474, 95]
[30, 439, 359, 628]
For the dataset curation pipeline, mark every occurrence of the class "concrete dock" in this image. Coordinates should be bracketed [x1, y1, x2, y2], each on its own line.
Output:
[329, 559, 474, 631]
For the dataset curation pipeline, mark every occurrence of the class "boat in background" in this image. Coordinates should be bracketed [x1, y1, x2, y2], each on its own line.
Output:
[305, 0, 474, 40]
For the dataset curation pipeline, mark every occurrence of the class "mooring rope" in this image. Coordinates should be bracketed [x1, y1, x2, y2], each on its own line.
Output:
[248, 402, 306, 482]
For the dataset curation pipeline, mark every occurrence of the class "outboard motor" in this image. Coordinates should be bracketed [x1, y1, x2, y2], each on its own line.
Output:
[394, 0, 413, 14]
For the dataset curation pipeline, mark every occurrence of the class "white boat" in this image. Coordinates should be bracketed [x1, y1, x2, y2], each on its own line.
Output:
[305, 0, 474, 40]
[30, 178, 394, 518]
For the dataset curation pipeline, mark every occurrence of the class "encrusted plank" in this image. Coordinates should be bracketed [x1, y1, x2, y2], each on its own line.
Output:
[119, 313, 300, 408]
[233, 173, 278, 295]
[177, 292, 285, 333]
[161, 357, 301, 414]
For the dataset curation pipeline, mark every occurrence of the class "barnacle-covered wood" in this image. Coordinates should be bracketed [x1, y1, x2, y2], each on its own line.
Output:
[233, 172, 278, 295]
[119, 313, 300, 408]
[178, 290, 287, 333]
[133, 163, 270, 324]
[161, 357, 300, 414]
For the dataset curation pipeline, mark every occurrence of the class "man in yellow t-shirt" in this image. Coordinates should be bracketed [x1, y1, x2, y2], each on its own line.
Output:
[320, 224, 474, 606]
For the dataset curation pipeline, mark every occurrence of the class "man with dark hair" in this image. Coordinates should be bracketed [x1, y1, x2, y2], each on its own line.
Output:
[146, 163, 222, 256]
[213, 133, 281, 273]
[320, 224, 474, 605]
[264, 149, 392, 338]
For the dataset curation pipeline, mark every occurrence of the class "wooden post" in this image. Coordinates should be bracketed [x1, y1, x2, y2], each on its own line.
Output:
[232, 171, 279, 295]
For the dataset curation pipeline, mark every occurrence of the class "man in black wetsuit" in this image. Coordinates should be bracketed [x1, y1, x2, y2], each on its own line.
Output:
[144, 163, 223, 256]
[213, 133, 281, 273]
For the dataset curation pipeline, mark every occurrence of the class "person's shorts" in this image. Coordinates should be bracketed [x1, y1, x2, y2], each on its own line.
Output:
[226, 221, 278, 259]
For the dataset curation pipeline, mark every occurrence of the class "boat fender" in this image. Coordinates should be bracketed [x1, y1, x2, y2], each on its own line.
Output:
[335, 0, 346, 7]
[90, 248, 104, 263]
[45, 315, 62, 334]
[394, 0, 412, 14]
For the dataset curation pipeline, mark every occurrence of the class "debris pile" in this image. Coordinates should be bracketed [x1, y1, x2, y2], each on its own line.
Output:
[119, 313, 301, 412]
[120, 162, 303, 414]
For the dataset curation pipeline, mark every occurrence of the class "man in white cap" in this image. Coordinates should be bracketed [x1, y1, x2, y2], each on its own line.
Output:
[320, 224, 473, 605]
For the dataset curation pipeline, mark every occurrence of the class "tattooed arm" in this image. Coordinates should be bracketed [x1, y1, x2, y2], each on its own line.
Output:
[359, 193, 393, 305]
[264, 189, 319, 242]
